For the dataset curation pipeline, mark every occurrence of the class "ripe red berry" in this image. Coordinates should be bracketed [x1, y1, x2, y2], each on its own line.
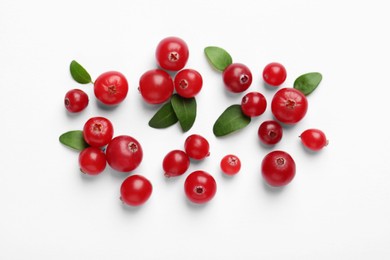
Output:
[174, 69, 203, 98]
[261, 150, 296, 187]
[222, 63, 252, 93]
[184, 171, 217, 204]
[83, 117, 114, 147]
[263, 62, 287, 87]
[241, 92, 267, 117]
[184, 134, 210, 160]
[220, 154, 241, 175]
[271, 88, 308, 124]
[155, 36, 189, 71]
[139, 69, 174, 104]
[64, 89, 89, 113]
[106, 135, 143, 172]
[258, 120, 283, 145]
[163, 150, 190, 177]
[78, 147, 106, 175]
[94, 71, 128, 105]
[300, 128, 328, 151]
[120, 175, 152, 206]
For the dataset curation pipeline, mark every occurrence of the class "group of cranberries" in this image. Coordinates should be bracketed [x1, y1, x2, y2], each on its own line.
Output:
[63, 36, 328, 207]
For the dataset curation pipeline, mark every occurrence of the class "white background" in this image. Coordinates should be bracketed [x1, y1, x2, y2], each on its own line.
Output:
[1, 0, 389, 259]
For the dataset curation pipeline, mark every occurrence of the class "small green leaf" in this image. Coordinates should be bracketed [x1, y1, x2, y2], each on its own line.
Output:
[204, 46, 233, 72]
[59, 130, 89, 151]
[294, 72, 322, 96]
[70, 60, 92, 84]
[213, 104, 251, 137]
[148, 102, 178, 129]
[171, 94, 196, 132]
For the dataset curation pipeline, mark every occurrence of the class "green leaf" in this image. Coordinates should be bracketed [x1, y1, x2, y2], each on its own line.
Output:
[204, 46, 233, 72]
[171, 94, 196, 132]
[70, 60, 92, 84]
[294, 72, 322, 96]
[213, 104, 251, 137]
[59, 130, 89, 151]
[148, 102, 178, 129]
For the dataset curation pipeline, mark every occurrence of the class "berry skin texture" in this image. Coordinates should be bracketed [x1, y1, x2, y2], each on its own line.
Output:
[83, 117, 114, 147]
[184, 134, 210, 160]
[78, 147, 106, 175]
[261, 150, 296, 187]
[106, 135, 143, 172]
[174, 69, 203, 98]
[263, 62, 287, 87]
[222, 63, 253, 93]
[64, 89, 89, 113]
[120, 175, 152, 206]
[241, 92, 267, 117]
[220, 154, 241, 176]
[139, 69, 174, 104]
[156, 36, 189, 71]
[300, 129, 328, 151]
[163, 150, 190, 177]
[184, 171, 217, 204]
[271, 88, 308, 125]
[94, 71, 129, 106]
[258, 120, 283, 145]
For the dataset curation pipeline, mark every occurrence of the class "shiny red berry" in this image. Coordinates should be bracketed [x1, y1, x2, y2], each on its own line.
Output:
[64, 89, 89, 113]
[94, 71, 128, 106]
[83, 117, 114, 147]
[220, 154, 241, 175]
[106, 135, 143, 172]
[261, 150, 296, 187]
[263, 62, 287, 87]
[222, 63, 252, 93]
[184, 171, 217, 204]
[300, 129, 328, 151]
[163, 150, 190, 177]
[78, 147, 106, 175]
[155, 36, 189, 71]
[174, 69, 203, 98]
[139, 69, 174, 104]
[120, 175, 152, 206]
[184, 134, 210, 160]
[258, 120, 283, 145]
[241, 92, 267, 117]
[271, 88, 308, 124]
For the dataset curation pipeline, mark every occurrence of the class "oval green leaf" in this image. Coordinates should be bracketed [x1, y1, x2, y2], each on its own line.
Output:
[204, 46, 233, 72]
[70, 60, 92, 84]
[59, 130, 89, 151]
[171, 94, 196, 132]
[213, 104, 251, 137]
[294, 72, 322, 96]
[148, 102, 178, 129]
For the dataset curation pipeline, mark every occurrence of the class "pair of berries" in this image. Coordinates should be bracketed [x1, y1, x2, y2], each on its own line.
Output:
[139, 37, 203, 104]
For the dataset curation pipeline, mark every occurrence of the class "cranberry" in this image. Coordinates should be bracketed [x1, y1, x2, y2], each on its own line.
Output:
[184, 134, 210, 160]
[64, 89, 89, 113]
[139, 69, 174, 104]
[241, 92, 267, 117]
[184, 171, 217, 204]
[263, 62, 287, 87]
[300, 128, 328, 151]
[163, 150, 190, 177]
[94, 71, 128, 106]
[220, 154, 241, 175]
[155, 36, 189, 71]
[222, 63, 252, 93]
[83, 117, 114, 147]
[78, 147, 106, 175]
[261, 150, 296, 187]
[174, 69, 203, 98]
[120, 175, 152, 206]
[258, 120, 283, 145]
[106, 135, 143, 172]
[271, 88, 308, 124]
